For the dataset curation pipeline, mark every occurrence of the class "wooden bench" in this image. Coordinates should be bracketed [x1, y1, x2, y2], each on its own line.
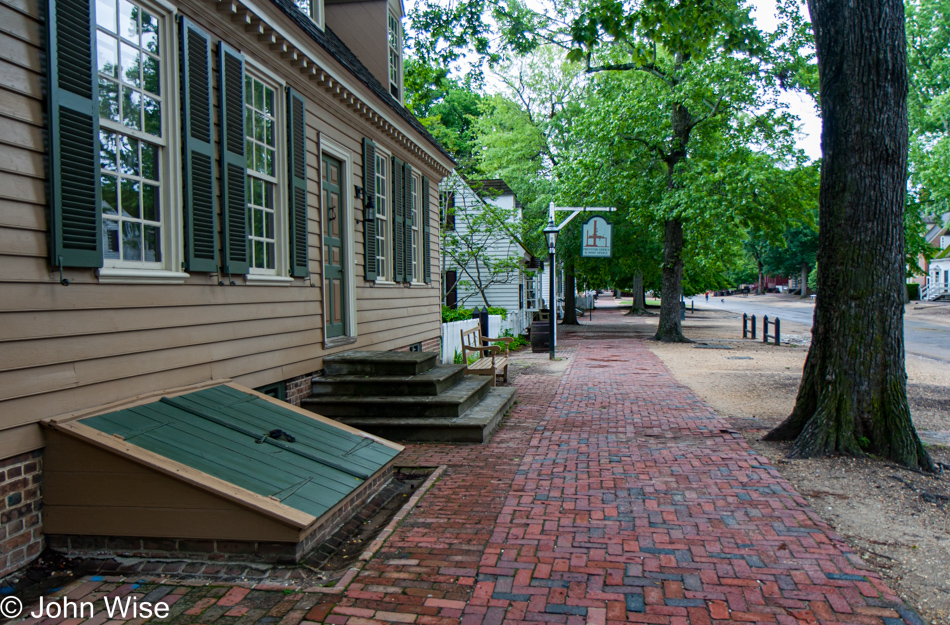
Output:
[460, 326, 512, 386]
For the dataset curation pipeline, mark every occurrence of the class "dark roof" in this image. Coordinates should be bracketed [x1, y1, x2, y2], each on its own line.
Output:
[476, 179, 516, 197]
[268, 0, 456, 165]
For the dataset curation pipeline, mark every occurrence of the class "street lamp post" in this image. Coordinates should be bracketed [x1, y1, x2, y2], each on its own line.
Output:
[543, 220, 559, 360]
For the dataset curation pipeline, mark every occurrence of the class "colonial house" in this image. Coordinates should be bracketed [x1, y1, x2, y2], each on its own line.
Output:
[440, 177, 540, 333]
[0, 0, 453, 578]
[918, 212, 950, 300]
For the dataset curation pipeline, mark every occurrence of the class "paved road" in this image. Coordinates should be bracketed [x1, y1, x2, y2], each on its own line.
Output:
[690, 294, 950, 363]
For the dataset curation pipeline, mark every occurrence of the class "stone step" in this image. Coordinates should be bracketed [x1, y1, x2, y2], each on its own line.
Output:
[323, 350, 438, 377]
[324, 387, 517, 443]
[311, 364, 467, 397]
[302, 376, 491, 421]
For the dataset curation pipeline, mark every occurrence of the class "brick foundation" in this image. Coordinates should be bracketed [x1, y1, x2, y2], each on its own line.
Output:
[284, 372, 316, 406]
[0, 451, 44, 579]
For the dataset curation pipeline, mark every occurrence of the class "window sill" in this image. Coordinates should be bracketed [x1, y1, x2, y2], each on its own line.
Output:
[244, 274, 295, 285]
[324, 336, 357, 349]
[97, 268, 190, 284]
[373, 279, 397, 286]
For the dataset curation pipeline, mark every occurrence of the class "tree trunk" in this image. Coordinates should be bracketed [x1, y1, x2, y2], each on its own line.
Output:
[764, 0, 932, 470]
[655, 218, 690, 342]
[562, 263, 579, 325]
[800, 261, 809, 297]
[757, 260, 765, 295]
[627, 271, 647, 314]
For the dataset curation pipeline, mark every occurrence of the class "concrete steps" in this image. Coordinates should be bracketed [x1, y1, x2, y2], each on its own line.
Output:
[323, 351, 437, 376]
[300, 351, 515, 443]
[310, 364, 466, 397]
[303, 376, 491, 420]
[326, 387, 516, 444]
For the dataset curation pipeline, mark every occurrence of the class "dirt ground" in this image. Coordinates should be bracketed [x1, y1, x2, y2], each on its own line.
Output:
[605, 306, 950, 624]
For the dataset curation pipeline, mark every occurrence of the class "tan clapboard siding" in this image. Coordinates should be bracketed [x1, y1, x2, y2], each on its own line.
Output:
[0, 226, 44, 257]
[0, 424, 43, 458]
[0, 86, 43, 126]
[0, 0, 444, 455]
[0, 32, 42, 76]
[0, 282, 319, 311]
[0, 115, 44, 154]
[0, 313, 322, 371]
[0, 3, 41, 48]
[356, 303, 439, 324]
[0, 142, 45, 179]
[0, 57, 41, 99]
[0, 300, 318, 342]
[0, 365, 215, 429]
[0, 328, 326, 403]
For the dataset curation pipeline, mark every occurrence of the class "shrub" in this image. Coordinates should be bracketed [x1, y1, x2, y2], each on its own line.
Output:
[441, 306, 509, 323]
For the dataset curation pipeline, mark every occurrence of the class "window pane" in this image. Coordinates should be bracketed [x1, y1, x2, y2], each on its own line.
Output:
[97, 31, 118, 77]
[253, 205, 263, 237]
[119, 0, 137, 41]
[266, 242, 274, 269]
[103, 218, 120, 259]
[142, 55, 160, 95]
[120, 178, 140, 218]
[264, 86, 274, 117]
[119, 135, 139, 175]
[99, 130, 117, 171]
[254, 80, 263, 110]
[254, 240, 264, 268]
[101, 175, 118, 214]
[142, 183, 159, 221]
[265, 211, 274, 239]
[122, 86, 141, 130]
[121, 42, 140, 87]
[141, 142, 159, 181]
[143, 95, 161, 137]
[122, 221, 142, 261]
[141, 11, 159, 54]
[96, 0, 117, 32]
[144, 224, 161, 262]
[98, 78, 119, 122]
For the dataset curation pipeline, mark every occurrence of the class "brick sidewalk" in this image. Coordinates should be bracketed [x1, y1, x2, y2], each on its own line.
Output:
[10, 309, 922, 625]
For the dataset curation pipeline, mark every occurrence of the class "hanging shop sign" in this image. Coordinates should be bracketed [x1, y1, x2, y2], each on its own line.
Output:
[581, 216, 612, 258]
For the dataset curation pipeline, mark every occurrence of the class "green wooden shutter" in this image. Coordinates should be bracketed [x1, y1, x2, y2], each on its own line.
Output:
[404, 162, 413, 282]
[46, 0, 102, 268]
[392, 156, 405, 282]
[422, 176, 431, 284]
[180, 17, 217, 272]
[287, 87, 308, 277]
[362, 138, 377, 281]
[218, 43, 248, 275]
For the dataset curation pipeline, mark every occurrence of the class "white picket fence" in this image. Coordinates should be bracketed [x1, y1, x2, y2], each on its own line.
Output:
[440, 313, 531, 363]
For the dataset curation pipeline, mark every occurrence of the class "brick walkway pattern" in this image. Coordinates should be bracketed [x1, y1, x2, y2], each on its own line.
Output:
[10, 309, 923, 625]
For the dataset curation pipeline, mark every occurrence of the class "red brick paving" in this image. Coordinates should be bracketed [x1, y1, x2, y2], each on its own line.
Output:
[10, 308, 922, 625]
[328, 310, 915, 625]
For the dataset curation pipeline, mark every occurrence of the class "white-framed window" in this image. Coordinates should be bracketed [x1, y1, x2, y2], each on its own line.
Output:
[387, 12, 401, 101]
[97, 0, 171, 268]
[374, 151, 389, 280]
[410, 173, 420, 281]
[244, 71, 283, 275]
[293, 0, 323, 28]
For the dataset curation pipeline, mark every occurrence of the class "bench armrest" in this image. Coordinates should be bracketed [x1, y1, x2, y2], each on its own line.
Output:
[462, 343, 501, 355]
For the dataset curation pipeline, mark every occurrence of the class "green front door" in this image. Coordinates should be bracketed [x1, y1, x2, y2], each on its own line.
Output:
[322, 154, 345, 339]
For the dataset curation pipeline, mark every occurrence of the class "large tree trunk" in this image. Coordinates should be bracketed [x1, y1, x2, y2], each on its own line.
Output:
[765, 0, 932, 470]
[800, 261, 809, 297]
[655, 218, 690, 342]
[628, 271, 647, 314]
[562, 263, 579, 325]
[757, 260, 765, 295]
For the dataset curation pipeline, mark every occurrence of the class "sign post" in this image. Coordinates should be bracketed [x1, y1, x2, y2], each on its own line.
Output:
[545, 203, 616, 360]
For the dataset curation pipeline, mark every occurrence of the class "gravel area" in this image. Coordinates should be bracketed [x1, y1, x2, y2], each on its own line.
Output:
[633, 306, 950, 625]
